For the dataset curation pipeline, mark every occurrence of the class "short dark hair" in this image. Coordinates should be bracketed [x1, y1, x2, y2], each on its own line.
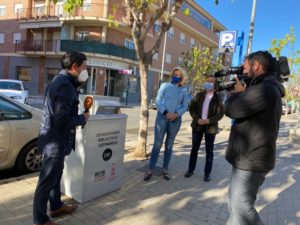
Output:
[246, 51, 275, 73]
[206, 74, 217, 87]
[60, 51, 87, 69]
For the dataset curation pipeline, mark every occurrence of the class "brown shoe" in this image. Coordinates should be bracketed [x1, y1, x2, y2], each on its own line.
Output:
[33, 220, 59, 225]
[49, 203, 78, 218]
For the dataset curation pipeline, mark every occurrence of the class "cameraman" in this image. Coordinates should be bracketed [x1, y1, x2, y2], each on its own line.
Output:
[225, 51, 285, 225]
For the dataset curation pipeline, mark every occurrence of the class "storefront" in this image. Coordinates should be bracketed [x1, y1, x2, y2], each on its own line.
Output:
[87, 57, 140, 105]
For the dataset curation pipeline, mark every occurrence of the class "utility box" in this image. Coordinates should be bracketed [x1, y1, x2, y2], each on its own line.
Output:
[61, 95, 127, 203]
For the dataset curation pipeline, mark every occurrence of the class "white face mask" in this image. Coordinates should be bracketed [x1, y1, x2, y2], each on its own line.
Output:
[78, 69, 89, 82]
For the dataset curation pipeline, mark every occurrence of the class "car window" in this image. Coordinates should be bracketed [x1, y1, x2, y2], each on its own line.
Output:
[0, 81, 22, 91]
[0, 96, 31, 120]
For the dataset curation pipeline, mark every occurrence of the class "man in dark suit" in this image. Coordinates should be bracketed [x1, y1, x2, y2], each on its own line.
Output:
[33, 51, 90, 225]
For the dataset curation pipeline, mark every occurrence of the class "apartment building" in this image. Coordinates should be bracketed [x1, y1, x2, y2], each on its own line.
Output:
[0, 0, 226, 104]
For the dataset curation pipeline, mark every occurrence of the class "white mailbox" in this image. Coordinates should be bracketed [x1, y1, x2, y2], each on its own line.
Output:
[61, 96, 127, 203]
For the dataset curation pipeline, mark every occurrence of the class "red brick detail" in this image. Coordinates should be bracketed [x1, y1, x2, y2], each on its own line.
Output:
[2, 56, 9, 79]
[38, 57, 45, 95]
[106, 28, 131, 46]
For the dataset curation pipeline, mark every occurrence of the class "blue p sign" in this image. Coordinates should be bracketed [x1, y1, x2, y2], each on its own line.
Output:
[219, 31, 237, 53]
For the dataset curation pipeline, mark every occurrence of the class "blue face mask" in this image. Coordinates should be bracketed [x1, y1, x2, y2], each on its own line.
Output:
[171, 76, 182, 84]
[204, 82, 214, 91]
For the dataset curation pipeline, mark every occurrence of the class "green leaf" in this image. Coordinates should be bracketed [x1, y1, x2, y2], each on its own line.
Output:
[184, 8, 190, 16]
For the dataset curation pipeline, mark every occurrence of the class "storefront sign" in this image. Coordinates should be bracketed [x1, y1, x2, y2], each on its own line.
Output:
[118, 69, 133, 74]
[87, 58, 129, 70]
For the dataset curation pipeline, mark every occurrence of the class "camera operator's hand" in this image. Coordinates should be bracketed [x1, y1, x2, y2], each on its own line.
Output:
[198, 119, 209, 125]
[232, 77, 246, 93]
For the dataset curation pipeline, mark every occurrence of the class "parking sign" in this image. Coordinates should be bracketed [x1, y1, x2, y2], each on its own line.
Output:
[219, 31, 237, 53]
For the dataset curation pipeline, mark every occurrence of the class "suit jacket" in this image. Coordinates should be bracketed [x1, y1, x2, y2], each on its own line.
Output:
[189, 91, 224, 134]
[38, 70, 86, 158]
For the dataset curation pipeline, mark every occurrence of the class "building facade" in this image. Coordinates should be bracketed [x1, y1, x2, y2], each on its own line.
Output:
[0, 0, 226, 104]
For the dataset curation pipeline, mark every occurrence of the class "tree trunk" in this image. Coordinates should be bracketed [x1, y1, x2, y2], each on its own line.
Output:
[134, 62, 149, 158]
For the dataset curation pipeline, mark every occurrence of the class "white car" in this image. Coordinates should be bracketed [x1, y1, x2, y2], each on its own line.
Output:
[0, 94, 43, 172]
[0, 79, 29, 104]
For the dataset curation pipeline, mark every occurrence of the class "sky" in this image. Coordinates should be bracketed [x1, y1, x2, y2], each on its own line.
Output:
[195, 0, 300, 66]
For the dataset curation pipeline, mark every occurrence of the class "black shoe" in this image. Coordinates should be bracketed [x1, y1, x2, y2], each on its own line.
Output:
[204, 175, 211, 182]
[184, 171, 193, 178]
[162, 171, 171, 181]
[144, 172, 152, 181]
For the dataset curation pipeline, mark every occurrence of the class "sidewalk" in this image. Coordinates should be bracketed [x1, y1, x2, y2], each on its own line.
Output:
[0, 116, 300, 225]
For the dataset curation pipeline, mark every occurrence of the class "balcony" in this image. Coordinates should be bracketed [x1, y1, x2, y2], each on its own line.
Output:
[60, 40, 137, 61]
[15, 40, 137, 61]
[17, 3, 106, 22]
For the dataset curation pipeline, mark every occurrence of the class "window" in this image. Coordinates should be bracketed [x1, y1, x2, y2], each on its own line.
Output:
[128, 77, 139, 93]
[168, 28, 174, 39]
[165, 53, 172, 64]
[76, 31, 90, 41]
[13, 33, 21, 44]
[154, 22, 161, 33]
[198, 43, 202, 50]
[153, 53, 159, 60]
[35, 4, 44, 16]
[181, 3, 212, 30]
[0, 81, 22, 91]
[46, 68, 60, 84]
[190, 38, 195, 48]
[0, 33, 4, 44]
[14, 3, 23, 14]
[83, 0, 91, 11]
[0, 5, 6, 16]
[33, 32, 42, 46]
[16, 66, 32, 81]
[124, 39, 135, 49]
[177, 57, 183, 65]
[55, 1, 64, 17]
[0, 96, 31, 120]
[180, 33, 185, 44]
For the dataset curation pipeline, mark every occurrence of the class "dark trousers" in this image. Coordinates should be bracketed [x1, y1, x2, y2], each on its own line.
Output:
[188, 130, 216, 176]
[33, 155, 64, 224]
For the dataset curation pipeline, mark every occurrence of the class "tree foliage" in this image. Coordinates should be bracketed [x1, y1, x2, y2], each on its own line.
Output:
[49, 0, 223, 158]
[181, 46, 223, 93]
[122, 0, 186, 158]
[269, 26, 300, 102]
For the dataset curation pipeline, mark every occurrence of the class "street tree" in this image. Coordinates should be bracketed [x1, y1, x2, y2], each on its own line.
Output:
[54, 0, 187, 158]
[269, 26, 300, 103]
[181, 46, 223, 94]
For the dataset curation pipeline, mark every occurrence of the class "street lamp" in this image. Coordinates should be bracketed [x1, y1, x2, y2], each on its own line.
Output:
[159, 0, 171, 86]
[246, 0, 257, 54]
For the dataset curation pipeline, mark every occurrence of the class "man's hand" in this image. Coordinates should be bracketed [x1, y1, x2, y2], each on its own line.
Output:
[232, 77, 246, 93]
[83, 112, 90, 122]
[197, 119, 209, 125]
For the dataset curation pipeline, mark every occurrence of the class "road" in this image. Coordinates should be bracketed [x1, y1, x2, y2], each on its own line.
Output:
[0, 98, 239, 180]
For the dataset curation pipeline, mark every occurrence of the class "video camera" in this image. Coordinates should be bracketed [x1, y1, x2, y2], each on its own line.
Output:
[214, 56, 290, 91]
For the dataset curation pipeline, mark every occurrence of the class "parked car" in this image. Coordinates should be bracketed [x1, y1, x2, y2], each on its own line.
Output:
[148, 98, 157, 110]
[0, 79, 29, 104]
[0, 94, 42, 172]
